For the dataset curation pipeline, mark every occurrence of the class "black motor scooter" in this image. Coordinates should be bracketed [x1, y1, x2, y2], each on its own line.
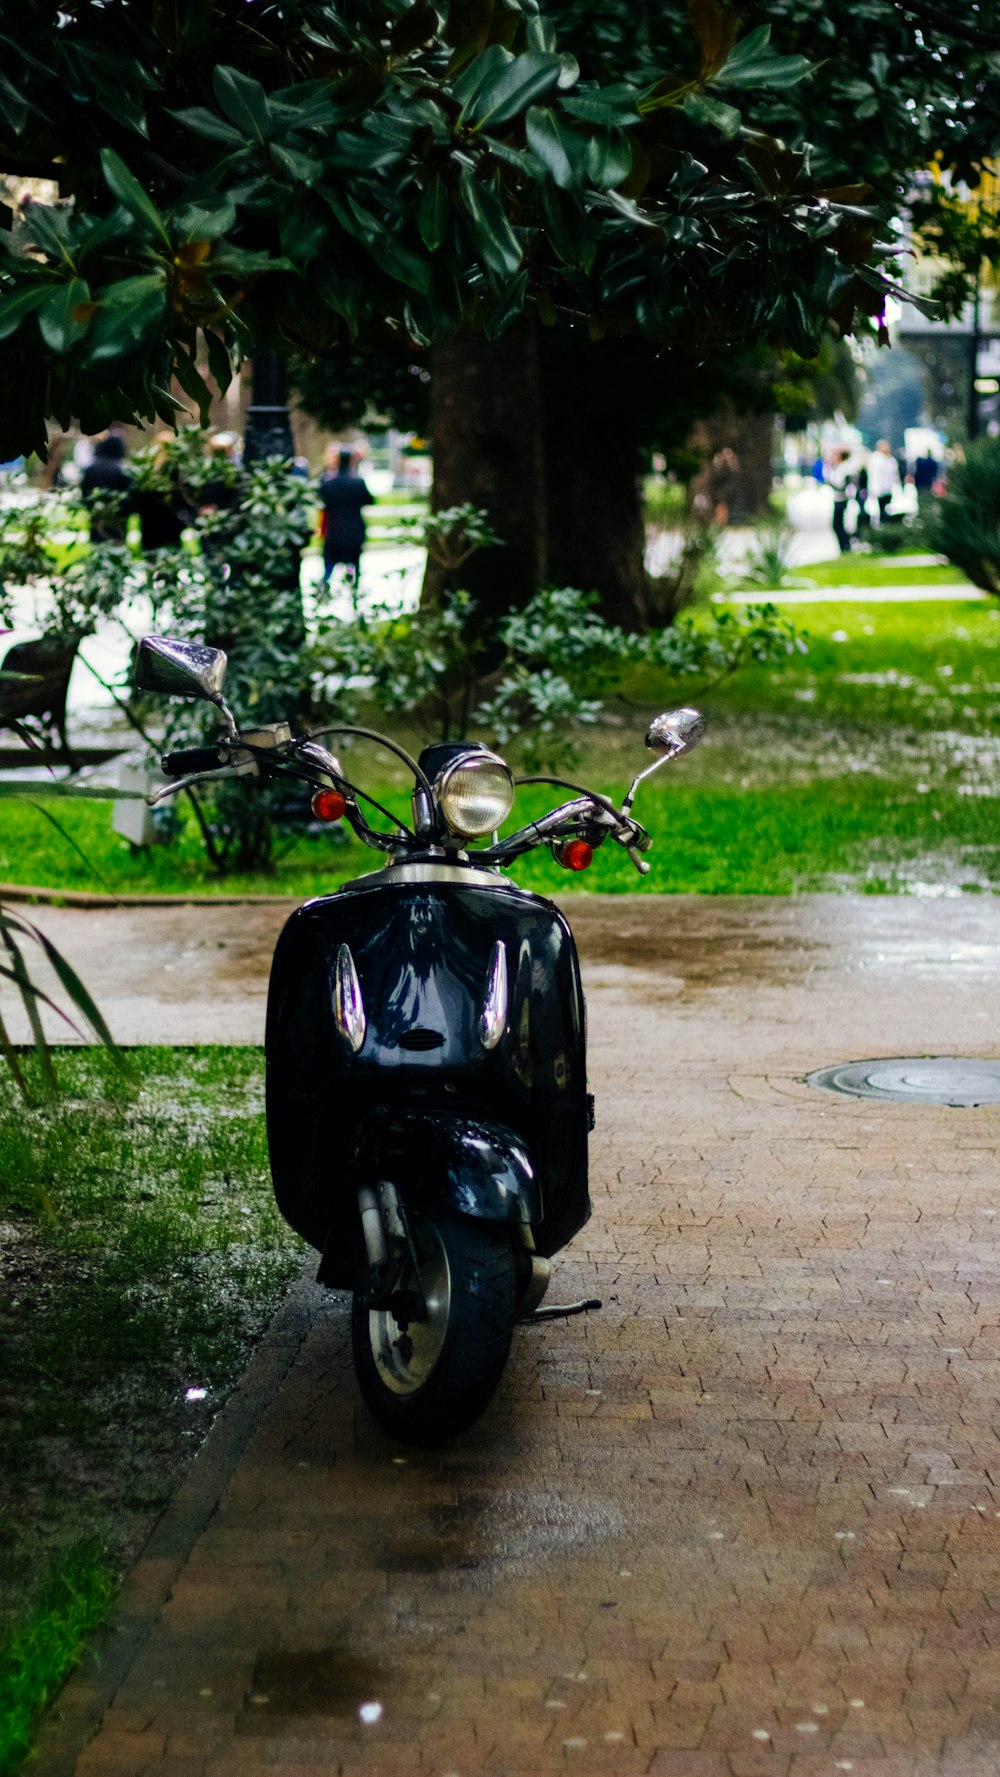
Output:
[136, 635, 704, 1443]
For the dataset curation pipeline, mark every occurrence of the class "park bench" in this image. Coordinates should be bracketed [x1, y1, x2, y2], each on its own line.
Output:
[0, 631, 81, 767]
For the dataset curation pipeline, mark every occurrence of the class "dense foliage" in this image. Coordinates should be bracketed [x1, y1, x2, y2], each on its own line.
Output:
[926, 437, 1000, 595]
[0, 0, 912, 457]
[315, 579, 806, 764]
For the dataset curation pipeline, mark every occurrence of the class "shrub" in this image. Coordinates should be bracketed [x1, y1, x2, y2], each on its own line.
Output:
[926, 438, 1000, 594]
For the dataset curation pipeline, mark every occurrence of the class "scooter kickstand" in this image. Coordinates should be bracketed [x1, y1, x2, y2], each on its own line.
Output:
[529, 1297, 603, 1321]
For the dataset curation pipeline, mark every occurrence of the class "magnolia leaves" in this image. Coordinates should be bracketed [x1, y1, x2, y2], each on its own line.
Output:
[0, 0, 889, 460]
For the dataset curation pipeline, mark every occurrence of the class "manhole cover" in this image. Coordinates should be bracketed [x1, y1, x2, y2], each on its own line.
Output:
[807, 1057, 1000, 1107]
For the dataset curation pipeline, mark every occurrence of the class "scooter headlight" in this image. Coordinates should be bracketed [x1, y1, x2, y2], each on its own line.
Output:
[435, 751, 515, 839]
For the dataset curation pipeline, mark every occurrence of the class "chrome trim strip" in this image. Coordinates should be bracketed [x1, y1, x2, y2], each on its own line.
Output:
[340, 861, 512, 890]
[334, 942, 366, 1052]
[479, 940, 508, 1051]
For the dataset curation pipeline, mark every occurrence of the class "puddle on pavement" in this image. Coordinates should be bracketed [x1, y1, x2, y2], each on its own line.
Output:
[243, 1644, 389, 1720]
[575, 925, 823, 990]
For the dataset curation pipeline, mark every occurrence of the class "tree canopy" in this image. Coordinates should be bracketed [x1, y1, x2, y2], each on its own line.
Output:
[0, 0, 909, 459]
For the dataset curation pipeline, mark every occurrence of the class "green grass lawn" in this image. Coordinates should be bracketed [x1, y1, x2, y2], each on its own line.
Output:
[2, 595, 999, 898]
[0, 1047, 301, 1777]
[782, 555, 967, 589]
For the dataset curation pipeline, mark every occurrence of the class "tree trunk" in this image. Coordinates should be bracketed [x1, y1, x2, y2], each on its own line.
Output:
[423, 322, 546, 625]
[541, 335, 649, 630]
[689, 407, 776, 520]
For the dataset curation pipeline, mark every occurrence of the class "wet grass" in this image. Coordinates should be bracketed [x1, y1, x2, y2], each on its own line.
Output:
[0, 1047, 301, 1771]
[0, 1545, 114, 1777]
[2, 596, 999, 897]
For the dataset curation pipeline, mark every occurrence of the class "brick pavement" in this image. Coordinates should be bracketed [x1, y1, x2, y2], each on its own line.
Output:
[30, 896, 1000, 1776]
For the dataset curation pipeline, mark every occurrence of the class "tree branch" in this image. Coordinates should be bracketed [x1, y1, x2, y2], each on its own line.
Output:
[894, 0, 1000, 51]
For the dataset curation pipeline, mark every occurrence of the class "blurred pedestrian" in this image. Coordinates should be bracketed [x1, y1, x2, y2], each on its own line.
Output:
[868, 438, 901, 525]
[318, 444, 374, 590]
[200, 433, 240, 514]
[707, 446, 740, 526]
[133, 432, 191, 551]
[854, 460, 871, 539]
[912, 447, 940, 516]
[825, 446, 854, 553]
[80, 433, 131, 542]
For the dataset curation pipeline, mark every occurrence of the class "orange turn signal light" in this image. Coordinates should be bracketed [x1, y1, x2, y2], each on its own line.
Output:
[311, 788, 347, 822]
[558, 839, 594, 872]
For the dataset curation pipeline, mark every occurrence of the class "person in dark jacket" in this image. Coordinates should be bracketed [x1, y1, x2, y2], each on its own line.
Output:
[318, 445, 374, 589]
[80, 434, 131, 541]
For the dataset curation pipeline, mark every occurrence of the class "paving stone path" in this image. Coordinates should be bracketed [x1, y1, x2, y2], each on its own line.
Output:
[30, 895, 1000, 1776]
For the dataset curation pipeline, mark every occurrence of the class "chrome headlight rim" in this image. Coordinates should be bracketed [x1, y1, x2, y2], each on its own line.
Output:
[434, 749, 515, 840]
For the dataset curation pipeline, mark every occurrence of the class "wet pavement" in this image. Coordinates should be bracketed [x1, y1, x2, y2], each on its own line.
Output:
[29, 892, 1000, 1776]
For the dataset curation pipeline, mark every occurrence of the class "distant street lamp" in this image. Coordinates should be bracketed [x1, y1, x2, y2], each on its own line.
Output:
[968, 269, 982, 442]
[243, 350, 294, 465]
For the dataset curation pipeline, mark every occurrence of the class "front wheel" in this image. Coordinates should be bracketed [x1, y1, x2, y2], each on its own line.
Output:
[351, 1207, 517, 1444]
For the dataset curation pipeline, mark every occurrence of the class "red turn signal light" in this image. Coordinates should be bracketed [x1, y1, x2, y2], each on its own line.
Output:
[311, 788, 347, 822]
[557, 838, 594, 872]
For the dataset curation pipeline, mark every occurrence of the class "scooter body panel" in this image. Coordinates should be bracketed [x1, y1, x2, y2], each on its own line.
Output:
[265, 874, 590, 1286]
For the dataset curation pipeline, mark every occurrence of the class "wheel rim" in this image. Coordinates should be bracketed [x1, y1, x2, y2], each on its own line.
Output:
[367, 1216, 452, 1396]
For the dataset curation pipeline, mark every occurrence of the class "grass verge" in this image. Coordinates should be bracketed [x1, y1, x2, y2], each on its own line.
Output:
[2, 596, 999, 898]
[0, 1047, 301, 1773]
[0, 1545, 115, 1777]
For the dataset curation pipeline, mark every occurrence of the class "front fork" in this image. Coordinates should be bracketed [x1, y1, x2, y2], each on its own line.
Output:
[356, 1183, 551, 1322]
[357, 1181, 425, 1324]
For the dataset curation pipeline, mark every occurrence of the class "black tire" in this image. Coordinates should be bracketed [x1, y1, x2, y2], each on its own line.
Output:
[351, 1207, 517, 1445]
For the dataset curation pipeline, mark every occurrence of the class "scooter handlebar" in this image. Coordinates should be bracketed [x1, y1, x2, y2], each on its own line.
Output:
[162, 745, 230, 777]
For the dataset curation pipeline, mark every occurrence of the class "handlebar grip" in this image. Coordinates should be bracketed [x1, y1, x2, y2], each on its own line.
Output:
[161, 745, 227, 777]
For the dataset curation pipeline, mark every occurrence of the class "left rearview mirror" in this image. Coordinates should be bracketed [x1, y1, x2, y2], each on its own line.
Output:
[135, 636, 228, 702]
[645, 708, 705, 759]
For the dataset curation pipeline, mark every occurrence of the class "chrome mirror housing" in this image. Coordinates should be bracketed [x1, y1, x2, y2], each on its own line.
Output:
[135, 636, 229, 702]
[623, 707, 706, 815]
[645, 708, 706, 758]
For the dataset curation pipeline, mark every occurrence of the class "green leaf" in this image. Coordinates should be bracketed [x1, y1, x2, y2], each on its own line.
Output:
[0, 283, 50, 341]
[452, 44, 514, 112]
[584, 126, 633, 190]
[38, 277, 93, 351]
[682, 90, 742, 139]
[561, 85, 643, 127]
[270, 142, 322, 185]
[458, 168, 522, 277]
[23, 203, 73, 265]
[525, 15, 556, 53]
[539, 183, 596, 273]
[279, 193, 328, 262]
[213, 66, 272, 141]
[525, 107, 589, 190]
[711, 25, 811, 91]
[463, 52, 565, 131]
[170, 197, 238, 240]
[174, 348, 213, 422]
[169, 106, 247, 146]
[363, 231, 431, 293]
[418, 177, 450, 252]
[389, 0, 440, 55]
[484, 268, 529, 337]
[99, 148, 170, 244]
[84, 274, 166, 364]
[203, 328, 234, 396]
[10, 907, 132, 1064]
[444, 0, 498, 63]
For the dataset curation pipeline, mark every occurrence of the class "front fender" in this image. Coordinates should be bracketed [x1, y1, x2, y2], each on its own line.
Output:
[355, 1107, 540, 1226]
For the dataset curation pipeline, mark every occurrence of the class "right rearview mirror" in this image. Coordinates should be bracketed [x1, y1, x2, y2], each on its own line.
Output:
[645, 708, 705, 758]
[135, 636, 228, 702]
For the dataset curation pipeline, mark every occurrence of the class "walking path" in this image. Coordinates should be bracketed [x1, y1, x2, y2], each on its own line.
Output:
[29, 892, 1000, 1776]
